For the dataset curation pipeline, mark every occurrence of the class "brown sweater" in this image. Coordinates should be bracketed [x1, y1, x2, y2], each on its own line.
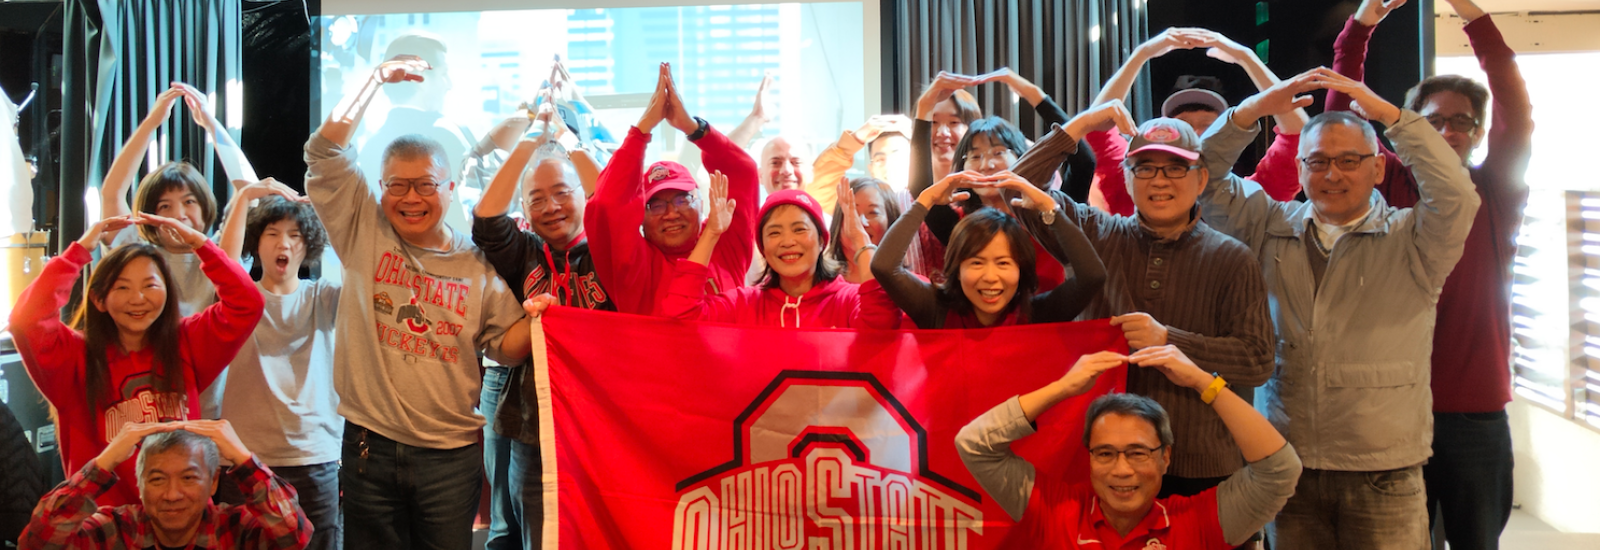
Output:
[1014, 124, 1277, 478]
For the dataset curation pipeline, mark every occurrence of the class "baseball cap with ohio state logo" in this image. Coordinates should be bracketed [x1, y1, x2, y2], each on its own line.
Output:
[1126, 117, 1203, 162]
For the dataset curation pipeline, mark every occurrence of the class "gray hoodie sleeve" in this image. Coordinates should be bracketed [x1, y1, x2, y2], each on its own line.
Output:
[954, 397, 1038, 522]
[303, 133, 380, 258]
[1384, 110, 1482, 292]
[1215, 443, 1303, 546]
[1197, 111, 1297, 252]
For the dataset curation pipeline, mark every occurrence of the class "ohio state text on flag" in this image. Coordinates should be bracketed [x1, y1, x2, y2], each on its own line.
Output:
[531, 308, 1127, 549]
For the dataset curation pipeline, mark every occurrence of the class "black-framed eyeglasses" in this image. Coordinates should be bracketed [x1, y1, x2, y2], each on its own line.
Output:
[1088, 445, 1165, 465]
[1425, 113, 1480, 134]
[1299, 154, 1377, 173]
[1126, 164, 1200, 180]
[383, 179, 444, 197]
[645, 194, 699, 216]
[527, 189, 576, 212]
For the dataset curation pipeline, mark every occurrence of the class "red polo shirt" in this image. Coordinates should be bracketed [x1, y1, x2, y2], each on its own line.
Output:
[1012, 470, 1230, 549]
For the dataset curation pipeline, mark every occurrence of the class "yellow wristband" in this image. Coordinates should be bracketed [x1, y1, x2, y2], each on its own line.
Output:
[1200, 374, 1228, 405]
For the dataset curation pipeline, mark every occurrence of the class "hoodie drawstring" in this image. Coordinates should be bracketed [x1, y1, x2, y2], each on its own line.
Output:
[781, 295, 804, 328]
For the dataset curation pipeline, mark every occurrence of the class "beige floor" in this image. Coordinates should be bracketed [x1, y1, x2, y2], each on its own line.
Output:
[1495, 508, 1600, 550]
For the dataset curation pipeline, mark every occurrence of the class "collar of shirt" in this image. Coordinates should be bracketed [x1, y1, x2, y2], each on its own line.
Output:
[1078, 496, 1173, 548]
[1305, 203, 1378, 252]
[1135, 206, 1202, 244]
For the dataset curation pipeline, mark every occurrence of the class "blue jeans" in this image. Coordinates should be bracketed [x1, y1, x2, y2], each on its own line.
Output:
[216, 461, 341, 550]
[508, 438, 544, 549]
[1425, 411, 1514, 550]
[341, 421, 483, 550]
[481, 366, 520, 550]
[1268, 465, 1429, 550]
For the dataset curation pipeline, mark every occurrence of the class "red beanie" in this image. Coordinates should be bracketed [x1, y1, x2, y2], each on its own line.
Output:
[756, 189, 829, 253]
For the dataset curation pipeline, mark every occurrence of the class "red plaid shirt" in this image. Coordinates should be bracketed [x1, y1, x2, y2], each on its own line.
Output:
[20, 456, 311, 549]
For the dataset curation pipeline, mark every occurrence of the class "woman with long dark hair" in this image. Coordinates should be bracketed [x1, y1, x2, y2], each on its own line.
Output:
[9, 214, 263, 506]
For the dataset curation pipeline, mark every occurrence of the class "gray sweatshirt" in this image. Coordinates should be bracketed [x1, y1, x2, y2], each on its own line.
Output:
[955, 397, 1301, 546]
[304, 133, 525, 449]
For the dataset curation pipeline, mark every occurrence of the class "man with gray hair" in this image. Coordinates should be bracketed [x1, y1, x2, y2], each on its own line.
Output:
[21, 420, 310, 548]
[955, 346, 1300, 548]
[1195, 68, 1480, 549]
[307, 54, 533, 548]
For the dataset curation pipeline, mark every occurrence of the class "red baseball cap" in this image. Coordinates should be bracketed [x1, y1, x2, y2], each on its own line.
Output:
[643, 161, 699, 200]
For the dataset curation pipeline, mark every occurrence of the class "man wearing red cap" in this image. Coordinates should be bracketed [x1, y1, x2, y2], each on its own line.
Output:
[586, 63, 760, 316]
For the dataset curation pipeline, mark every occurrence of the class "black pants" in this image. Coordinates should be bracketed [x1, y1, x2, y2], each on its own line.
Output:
[1425, 410, 1514, 550]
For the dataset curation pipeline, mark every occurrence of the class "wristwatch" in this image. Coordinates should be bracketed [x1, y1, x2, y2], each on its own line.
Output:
[1040, 207, 1057, 226]
[687, 116, 710, 141]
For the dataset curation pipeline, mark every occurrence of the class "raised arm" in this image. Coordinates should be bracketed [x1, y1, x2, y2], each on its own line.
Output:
[869, 201, 952, 329]
[1202, 73, 1319, 247]
[8, 217, 135, 404]
[100, 88, 183, 234]
[153, 214, 265, 391]
[583, 65, 668, 311]
[317, 55, 430, 148]
[982, 173, 1106, 322]
[1194, 30, 1310, 135]
[1127, 345, 1300, 546]
[1460, 8, 1533, 190]
[1328, 0, 1407, 112]
[957, 351, 1126, 521]
[174, 82, 257, 189]
[725, 73, 774, 151]
[181, 419, 312, 548]
[1092, 29, 1207, 106]
[218, 179, 302, 262]
[669, 69, 759, 282]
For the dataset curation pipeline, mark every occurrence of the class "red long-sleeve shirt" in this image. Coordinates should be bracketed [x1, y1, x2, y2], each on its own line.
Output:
[1089, 126, 1302, 217]
[10, 242, 263, 505]
[1329, 15, 1533, 412]
[584, 125, 759, 315]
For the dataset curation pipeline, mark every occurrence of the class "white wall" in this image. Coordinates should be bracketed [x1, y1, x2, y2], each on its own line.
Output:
[1510, 396, 1600, 533]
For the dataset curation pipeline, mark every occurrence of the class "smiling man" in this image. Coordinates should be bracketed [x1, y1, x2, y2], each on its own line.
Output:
[1010, 104, 1276, 524]
[957, 346, 1300, 549]
[304, 54, 533, 549]
[1195, 68, 1480, 550]
[586, 63, 759, 316]
[21, 420, 310, 549]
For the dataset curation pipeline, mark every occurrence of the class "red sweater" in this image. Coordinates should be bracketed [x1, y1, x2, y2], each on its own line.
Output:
[10, 242, 263, 505]
[1089, 125, 1302, 217]
[1330, 15, 1532, 412]
[662, 260, 863, 328]
[584, 125, 759, 316]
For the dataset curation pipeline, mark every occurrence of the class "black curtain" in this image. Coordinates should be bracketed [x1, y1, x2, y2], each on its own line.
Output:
[59, 0, 242, 250]
[881, 0, 1151, 136]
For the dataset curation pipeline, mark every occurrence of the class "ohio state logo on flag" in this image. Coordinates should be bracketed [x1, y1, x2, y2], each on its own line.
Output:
[530, 308, 1126, 549]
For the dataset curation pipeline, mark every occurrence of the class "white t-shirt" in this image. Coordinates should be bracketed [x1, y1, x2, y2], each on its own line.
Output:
[219, 278, 344, 466]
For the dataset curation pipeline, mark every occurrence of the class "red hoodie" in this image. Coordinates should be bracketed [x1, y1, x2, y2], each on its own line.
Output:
[584, 125, 759, 316]
[9, 242, 263, 506]
[663, 260, 863, 328]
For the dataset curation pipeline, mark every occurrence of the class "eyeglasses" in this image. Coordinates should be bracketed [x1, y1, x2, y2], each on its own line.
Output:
[527, 189, 575, 212]
[384, 179, 444, 197]
[1127, 164, 1200, 180]
[1299, 154, 1377, 173]
[1425, 114, 1479, 133]
[645, 194, 699, 216]
[1089, 445, 1165, 466]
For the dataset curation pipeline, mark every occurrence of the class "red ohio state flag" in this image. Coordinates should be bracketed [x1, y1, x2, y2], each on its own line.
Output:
[531, 307, 1127, 549]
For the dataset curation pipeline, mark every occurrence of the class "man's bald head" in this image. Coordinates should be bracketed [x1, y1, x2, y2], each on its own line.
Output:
[759, 136, 810, 193]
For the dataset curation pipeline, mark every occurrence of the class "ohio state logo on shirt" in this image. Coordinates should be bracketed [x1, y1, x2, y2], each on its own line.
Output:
[671, 372, 983, 549]
[103, 373, 189, 443]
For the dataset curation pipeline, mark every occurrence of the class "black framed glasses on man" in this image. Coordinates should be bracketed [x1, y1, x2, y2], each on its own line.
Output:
[383, 178, 445, 197]
[1425, 113, 1480, 134]
[1125, 164, 1202, 180]
[1299, 154, 1378, 173]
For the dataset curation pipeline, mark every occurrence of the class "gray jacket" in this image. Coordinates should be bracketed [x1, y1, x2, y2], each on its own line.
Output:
[1197, 109, 1479, 471]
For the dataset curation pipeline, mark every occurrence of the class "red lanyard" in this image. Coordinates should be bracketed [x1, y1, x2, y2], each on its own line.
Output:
[540, 232, 585, 305]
